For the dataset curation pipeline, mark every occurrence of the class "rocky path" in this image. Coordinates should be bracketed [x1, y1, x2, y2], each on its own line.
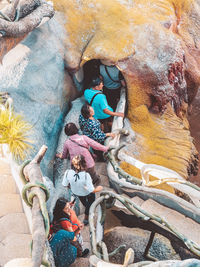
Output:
[0, 150, 31, 266]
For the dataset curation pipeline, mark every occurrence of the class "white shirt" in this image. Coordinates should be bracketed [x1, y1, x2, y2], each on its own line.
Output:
[62, 169, 94, 196]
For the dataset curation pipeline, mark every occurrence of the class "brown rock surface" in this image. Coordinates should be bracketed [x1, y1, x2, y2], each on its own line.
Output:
[188, 88, 200, 185]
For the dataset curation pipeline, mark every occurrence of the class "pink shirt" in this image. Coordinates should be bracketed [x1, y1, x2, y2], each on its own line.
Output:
[62, 134, 108, 169]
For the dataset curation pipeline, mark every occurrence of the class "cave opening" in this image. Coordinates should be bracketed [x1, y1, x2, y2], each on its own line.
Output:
[82, 59, 127, 114]
[82, 59, 101, 90]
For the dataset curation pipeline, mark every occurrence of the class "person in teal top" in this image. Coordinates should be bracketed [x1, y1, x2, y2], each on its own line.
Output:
[84, 77, 124, 131]
[49, 229, 77, 267]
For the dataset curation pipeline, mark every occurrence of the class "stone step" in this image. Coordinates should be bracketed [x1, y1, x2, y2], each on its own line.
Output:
[131, 196, 145, 207]
[99, 174, 110, 187]
[0, 233, 32, 266]
[141, 199, 200, 245]
[0, 159, 12, 176]
[0, 213, 30, 241]
[0, 193, 23, 217]
[95, 162, 108, 176]
[0, 173, 17, 194]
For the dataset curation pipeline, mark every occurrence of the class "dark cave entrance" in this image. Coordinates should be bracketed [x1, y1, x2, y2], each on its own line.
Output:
[82, 59, 128, 114]
[82, 59, 101, 90]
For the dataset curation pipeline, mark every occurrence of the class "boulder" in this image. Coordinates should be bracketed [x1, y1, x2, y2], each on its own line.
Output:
[103, 226, 180, 264]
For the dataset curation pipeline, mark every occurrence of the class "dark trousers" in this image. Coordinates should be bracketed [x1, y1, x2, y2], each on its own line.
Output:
[87, 166, 100, 185]
[79, 192, 96, 216]
[103, 86, 121, 111]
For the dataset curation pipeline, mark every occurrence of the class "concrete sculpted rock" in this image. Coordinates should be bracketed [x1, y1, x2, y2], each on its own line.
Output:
[51, 0, 200, 180]
[0, 0, 200, 180]
[0, 0, 78, 177]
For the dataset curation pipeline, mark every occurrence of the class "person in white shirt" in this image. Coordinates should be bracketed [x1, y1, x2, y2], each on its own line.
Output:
[62, 155, 103, 225]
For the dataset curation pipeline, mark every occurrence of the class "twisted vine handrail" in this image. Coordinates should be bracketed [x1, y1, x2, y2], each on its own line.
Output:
[20, 145, 51, 267]
[89, 190, 200, 262]
[105, 144, 200, 209]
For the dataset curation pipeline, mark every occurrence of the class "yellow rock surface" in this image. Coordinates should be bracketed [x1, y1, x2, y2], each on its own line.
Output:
[51, 0, 199, 181]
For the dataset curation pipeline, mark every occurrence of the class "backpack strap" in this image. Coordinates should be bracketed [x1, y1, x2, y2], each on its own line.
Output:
[89, 92, 102, 106]
[104, 65, 120, 83]
[69, 138, 88, 149]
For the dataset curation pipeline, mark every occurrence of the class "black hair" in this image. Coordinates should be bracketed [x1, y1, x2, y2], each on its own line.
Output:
[90, 76, 102, 87]
[81, 103, 91, 119]
[64, 123, 79, 136]
[53, 198, 70, 222]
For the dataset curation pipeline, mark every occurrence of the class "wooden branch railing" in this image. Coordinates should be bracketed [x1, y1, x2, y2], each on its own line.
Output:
[20, 145, 50, 267]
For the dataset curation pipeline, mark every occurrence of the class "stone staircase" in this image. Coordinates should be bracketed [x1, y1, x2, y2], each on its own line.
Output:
[0, 154, 199, 266]
[71, 161, 200, 266]
[0, 153, 32, 266]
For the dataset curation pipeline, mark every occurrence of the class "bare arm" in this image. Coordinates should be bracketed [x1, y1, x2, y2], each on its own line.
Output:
[103, 108, 124, 118]
[106, 132, 116, 138]
[56, 142, 69, 159]
[93, 186, 103, 193]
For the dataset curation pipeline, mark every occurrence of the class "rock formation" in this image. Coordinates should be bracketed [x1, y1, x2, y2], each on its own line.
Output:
[0, 0, 200, 180]
[50, 0, 200, 179]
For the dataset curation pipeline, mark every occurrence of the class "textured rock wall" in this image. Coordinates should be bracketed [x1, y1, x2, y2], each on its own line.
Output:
[0, 13, 78, 178]
[1, 0, 200, 181]
[50, 0, 200, 179]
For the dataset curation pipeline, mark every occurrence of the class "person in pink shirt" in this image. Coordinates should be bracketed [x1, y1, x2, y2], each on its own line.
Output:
[56, 122, 108, 185]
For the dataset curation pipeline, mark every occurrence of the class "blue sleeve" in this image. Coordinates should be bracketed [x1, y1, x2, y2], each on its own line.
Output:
[99, 94, 112, 111]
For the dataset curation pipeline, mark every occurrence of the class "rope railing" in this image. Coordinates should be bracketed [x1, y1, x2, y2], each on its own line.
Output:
[89, 190, 200, 266]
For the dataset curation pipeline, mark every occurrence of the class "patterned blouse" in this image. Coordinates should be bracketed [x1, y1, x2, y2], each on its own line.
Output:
[79, 114, 106, 144]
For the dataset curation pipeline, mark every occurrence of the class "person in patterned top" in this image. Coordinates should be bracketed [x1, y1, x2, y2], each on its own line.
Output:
[79, 103, 115, 161]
